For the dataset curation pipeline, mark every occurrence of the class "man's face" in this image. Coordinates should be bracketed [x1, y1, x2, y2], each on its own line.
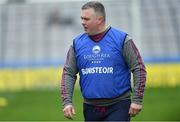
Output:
[81, 8, 99, 35]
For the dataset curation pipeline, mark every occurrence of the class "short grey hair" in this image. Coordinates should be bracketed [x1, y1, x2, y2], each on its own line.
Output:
[81, 1, 106, 21]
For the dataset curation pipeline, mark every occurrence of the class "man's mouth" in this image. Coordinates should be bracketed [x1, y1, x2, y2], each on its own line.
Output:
[84, 27, 88, 31]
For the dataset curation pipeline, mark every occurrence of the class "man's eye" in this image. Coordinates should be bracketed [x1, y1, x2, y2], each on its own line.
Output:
[84, 18, 90, 21]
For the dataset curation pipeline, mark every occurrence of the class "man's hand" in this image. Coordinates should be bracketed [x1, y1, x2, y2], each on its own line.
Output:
[128, 103, 142, 117]
[63, 105, 76, 120]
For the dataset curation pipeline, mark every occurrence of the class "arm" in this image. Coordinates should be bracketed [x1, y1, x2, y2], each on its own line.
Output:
[122, 35, 146, 116]
[61, 45, 78, 119]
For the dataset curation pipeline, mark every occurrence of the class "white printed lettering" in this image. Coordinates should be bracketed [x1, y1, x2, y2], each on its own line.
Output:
[81, 67, 113, 75]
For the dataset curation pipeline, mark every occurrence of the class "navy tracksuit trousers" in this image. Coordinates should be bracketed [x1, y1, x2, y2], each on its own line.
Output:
[83, 99, 131, 121]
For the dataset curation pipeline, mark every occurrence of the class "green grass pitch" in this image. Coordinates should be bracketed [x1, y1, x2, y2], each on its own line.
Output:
[0, 87, 180, 121]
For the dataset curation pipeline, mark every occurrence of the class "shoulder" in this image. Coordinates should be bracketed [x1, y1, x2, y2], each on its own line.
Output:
[124, 34, 133, 44]
[74, 33, 88, 42]
[109, 27, 127, 36]
[73, 33, 88, 49]
[108, 27, 127, 42]
[108, 27, 127, 44]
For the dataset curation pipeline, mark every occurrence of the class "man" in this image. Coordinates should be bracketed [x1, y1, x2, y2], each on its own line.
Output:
[61, 1, 146, 121]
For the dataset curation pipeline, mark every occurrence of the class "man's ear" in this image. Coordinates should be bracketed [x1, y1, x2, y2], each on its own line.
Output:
[98, 16, 104, 24]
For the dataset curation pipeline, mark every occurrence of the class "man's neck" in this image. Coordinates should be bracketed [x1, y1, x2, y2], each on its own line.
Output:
[89, 26, 110, 42]
[95, 25, 107, 35]
[89, 24, 107, 36]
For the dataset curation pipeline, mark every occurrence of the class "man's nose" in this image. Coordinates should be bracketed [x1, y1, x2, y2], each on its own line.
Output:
[81, 19, 85, 25]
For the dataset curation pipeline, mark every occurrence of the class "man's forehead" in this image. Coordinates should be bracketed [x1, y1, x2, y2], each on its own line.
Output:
[81, 9, 96, 17]
[81, 8, 95, 13]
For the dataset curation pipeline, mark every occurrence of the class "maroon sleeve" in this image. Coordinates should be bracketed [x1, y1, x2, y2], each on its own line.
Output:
[61, 45, 78, 107]
[123, 35, 146, 105]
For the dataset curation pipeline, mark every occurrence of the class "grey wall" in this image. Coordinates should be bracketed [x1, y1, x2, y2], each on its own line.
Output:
[0, 0, 180, 68]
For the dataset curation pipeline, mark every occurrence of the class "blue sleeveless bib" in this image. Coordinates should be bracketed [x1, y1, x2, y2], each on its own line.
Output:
[73, 27, 131, 99]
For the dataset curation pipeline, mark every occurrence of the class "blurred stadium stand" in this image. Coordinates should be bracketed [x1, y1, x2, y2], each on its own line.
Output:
[0, 0, 180, 67]
[0, 0, 180, 90]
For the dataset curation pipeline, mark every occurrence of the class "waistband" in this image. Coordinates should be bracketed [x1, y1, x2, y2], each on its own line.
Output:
[83, 90, 131, 106]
